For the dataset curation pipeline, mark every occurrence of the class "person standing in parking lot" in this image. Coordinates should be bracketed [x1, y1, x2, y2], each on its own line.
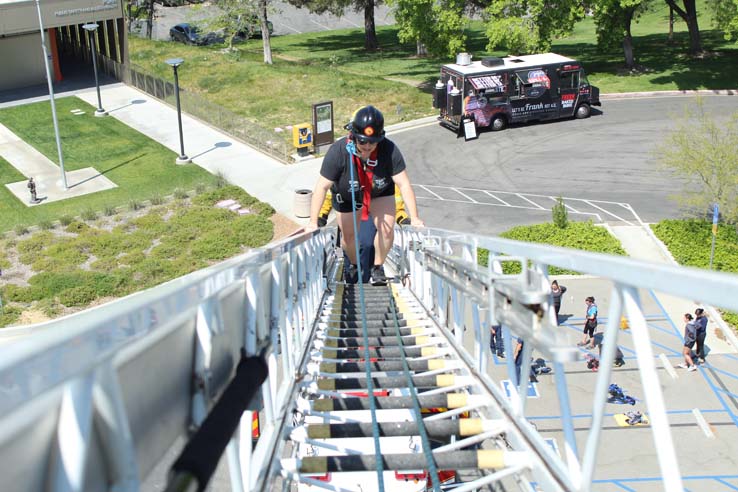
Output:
[550, 280, 567, 325]
[694, 308, 708, 363]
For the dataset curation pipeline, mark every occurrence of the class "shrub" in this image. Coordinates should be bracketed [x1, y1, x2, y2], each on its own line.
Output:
[128, 199, 144, 211]
[552, 196, 568, 229]
[14, 225, 29, 236]
[149, 194, 164, 206]
[59, 285, 99, 307]
[651, 219, 738, 273]
[81, 208, 97, 221]
[173, 188, 189, 199]
[214, 171, 229, 188]
[2, 284, 41, 303]
[65, 221, 90, 234]
[478, 221, 625, 275]
[39, 219, 55, 230]
[59, 215, 74, 226]
[0, 305, 23, 328]
[103, 204, 118, 216]
[195, 183, 207, 194]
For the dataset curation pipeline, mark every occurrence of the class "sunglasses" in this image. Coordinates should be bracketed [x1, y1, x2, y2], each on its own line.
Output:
[355, 136, 376, 145]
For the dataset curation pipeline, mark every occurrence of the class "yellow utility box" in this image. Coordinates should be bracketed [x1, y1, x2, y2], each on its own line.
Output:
[620, 316, 629, 330]
[293, 123, 313, 149]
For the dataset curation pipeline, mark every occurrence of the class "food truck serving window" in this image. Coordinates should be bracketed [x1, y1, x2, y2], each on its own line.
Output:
[515, 69, 551, 98]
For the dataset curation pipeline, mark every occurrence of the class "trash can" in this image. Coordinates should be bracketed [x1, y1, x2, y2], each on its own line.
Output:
[294, 189, 312, 218]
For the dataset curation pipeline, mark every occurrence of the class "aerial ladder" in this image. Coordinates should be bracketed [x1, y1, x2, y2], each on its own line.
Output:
[1, 225, 737, 492]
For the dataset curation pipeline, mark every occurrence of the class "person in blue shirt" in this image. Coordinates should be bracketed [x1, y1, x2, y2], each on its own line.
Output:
[578, 296, 598, 348]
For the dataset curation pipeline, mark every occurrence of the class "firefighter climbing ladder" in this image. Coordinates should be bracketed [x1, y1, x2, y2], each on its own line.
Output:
[2, 226, 738, 491]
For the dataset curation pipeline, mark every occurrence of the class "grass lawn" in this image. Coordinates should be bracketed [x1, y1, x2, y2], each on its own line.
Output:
[0, 97, 218, 232]
[128, 0, 738, 131]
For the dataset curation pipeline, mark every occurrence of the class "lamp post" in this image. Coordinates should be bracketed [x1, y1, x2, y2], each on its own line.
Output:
[34, 0, 67, 190]
[165, 58, 190, 164]
[82, 23, 107, 117]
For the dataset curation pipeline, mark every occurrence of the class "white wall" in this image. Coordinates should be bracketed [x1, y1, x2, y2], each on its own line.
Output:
[0, 33, 47, 92]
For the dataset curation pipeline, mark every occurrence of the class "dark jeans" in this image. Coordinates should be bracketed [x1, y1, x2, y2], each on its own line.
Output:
[490, 325, 504, 356]
[695, 331, 707, 359]
[343, 218, 376, 283]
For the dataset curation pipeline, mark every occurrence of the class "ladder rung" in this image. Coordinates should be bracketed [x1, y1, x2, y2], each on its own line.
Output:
[296, 450, 512, 473]
[319, 360, 446, 373]
[320, 346, 438, 359]
[322, 336, 429, 348]
[317, 374, 459, 391]
[306, 419, 491, 439]
[311, 393, 474, 412]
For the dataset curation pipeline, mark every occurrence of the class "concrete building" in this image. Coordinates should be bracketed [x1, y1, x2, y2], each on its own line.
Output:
[0, 0, 127, 92]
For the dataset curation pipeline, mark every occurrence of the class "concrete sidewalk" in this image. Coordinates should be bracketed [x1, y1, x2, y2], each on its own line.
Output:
[610, 224, 738, 356]
[74, 83, 322, 225]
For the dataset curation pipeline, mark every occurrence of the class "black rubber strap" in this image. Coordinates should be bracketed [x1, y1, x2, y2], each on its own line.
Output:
[168, 353, 268, 492]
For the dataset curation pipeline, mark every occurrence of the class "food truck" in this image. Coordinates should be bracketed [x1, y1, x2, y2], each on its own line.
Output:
[433, 53, 601, 134]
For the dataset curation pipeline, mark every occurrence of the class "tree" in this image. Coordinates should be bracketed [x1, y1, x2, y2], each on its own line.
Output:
[197, 0, 260, 50]
[258, 0, 273, 63]
[593, 0, 653, 69]
[483, 0, 585, 53]
[286, 0, 381, 50]
[708, 0, 738, 41]
[552, 196, 569, 228]
[656, 98, 738, 223]
[662, 0, 702, 54]
[389, 0, 467, 57]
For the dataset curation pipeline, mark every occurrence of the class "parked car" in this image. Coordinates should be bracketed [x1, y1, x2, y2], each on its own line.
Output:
[169, 23, 222, 45]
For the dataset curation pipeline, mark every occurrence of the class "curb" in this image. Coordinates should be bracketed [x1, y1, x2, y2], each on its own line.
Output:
[600, 89, 738, 100]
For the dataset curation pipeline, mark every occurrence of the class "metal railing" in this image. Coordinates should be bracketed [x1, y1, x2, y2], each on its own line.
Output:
[3, 225, 738, 491]
[98, 54, 294, 164]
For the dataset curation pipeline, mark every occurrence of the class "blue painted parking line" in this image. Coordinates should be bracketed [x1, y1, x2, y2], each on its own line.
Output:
[501, 379, 539, 398]
[544, 438, 560, 457]
[527, 408, 728, 422]
[593, 474, 738, 489]
[648, 290, 683, 337]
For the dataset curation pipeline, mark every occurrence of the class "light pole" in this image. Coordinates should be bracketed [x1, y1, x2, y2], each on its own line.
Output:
[34, 0, 67, 190]
[165, 58, 190, 164]
[82, 23, 107, 117]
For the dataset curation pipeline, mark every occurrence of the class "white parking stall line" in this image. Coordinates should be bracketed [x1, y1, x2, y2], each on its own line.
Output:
[620, 202, 647, 226]
[583, 200, 634, 226]
[276, 22, 302, 34]
[414, 185, 640, 225]
[452, 188, 479, 203]
[692, 408, 716, 438]
[482, 190, 511, 206]
[341, 17, 361, 27]
[418, 185, 444, 200]
[309, 18, 332, 30]
[516, 193, 546, 210]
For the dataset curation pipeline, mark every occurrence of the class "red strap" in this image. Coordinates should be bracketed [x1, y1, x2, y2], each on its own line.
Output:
[350, 144, 376, 221]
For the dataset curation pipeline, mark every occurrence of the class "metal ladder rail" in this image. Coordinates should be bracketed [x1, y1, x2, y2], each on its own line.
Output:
[278, 271, 568, 492]
[389, 226, 738, 492]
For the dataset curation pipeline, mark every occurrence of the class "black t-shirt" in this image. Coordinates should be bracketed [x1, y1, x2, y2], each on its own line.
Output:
[320, 136, 406, 202]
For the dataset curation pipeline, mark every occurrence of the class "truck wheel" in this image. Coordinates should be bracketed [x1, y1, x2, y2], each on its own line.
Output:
[490, 115, 507, 131]
[575, 103, 591, 119]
